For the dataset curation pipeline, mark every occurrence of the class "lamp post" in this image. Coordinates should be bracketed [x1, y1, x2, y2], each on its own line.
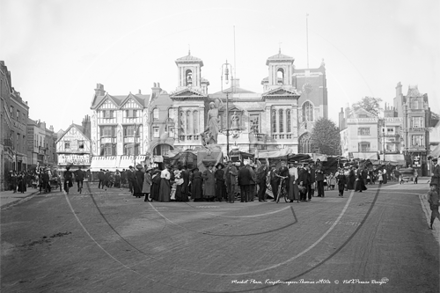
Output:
[382, 121, 386, 165]
[221, 61, 233, 157]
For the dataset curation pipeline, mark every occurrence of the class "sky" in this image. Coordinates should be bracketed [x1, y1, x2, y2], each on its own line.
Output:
[1, 0, 439, 132]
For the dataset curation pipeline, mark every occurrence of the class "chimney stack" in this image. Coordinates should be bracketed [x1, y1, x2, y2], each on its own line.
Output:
[151, 82, 162, 99]
[95, 83, 105, 97]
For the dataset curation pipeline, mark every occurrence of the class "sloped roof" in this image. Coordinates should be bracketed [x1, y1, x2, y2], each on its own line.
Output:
[56, 123, 89, 143]
[175, 52, 204, 66]
[349, 107, 378, 118]
[91, 92, 150, 109]
[266, 51, 294, 65]
[211, 86, 256, 95]
[262, 86, 301, 97]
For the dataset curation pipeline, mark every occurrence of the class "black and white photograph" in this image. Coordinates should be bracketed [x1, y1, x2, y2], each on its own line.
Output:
[1, 0, 439, 292]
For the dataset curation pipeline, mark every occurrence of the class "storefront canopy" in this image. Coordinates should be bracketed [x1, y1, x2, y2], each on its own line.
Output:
[257, 148, 295, 159]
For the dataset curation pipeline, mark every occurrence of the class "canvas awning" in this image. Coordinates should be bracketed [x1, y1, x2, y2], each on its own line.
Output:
[430, 144, 440, 158]
[118, 156, 146, 169]
[380, 154, 406, 165]
[352, 152, 378, 160]
[257, 148, 294, 159]
[90, 157, 117, 171]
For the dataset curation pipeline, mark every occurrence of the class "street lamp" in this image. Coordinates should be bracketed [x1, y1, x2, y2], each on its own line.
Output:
[382, 123, 386, 165]
[221, 60, 233, 156]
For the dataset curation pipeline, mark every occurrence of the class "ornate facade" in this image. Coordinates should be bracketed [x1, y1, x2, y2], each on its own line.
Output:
[89, 51, 328, 168]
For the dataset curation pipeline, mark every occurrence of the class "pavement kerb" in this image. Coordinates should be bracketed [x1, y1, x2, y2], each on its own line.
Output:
[419, 193, 440, 244]
[0, 190, 40, 209]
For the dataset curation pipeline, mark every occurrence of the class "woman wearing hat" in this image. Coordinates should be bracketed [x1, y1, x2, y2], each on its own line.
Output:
[142, 168, 152, 202]
[133, 165, 144, 198]
[215, 163, 226, 202]
[158, 165, 171, 202]
[150, 169, 161, 202]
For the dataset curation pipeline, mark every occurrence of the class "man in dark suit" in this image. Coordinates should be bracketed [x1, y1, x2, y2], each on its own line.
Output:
[297, 164, 310, 202]
[316, 167, 325, 197]
[225, 161, 238, 203]
[256, 164, 268, 202]
[180, 165, 190, 202]
[98, 169, 104, 189]
[238, 164, 252, 202]
[431, 157, 440, 194]
[308, 164, 316, 201]
[127, 166, 135, 195]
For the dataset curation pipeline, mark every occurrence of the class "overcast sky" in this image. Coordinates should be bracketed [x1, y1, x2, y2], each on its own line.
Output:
[1, 0, 439, 131]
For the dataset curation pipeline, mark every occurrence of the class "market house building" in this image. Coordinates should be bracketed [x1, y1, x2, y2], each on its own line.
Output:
[89, 51, 328, 161]
[56, 123, 91, 171]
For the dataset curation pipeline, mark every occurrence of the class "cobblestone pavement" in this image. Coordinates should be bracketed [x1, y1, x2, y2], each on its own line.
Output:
[1, 181, 438, 293]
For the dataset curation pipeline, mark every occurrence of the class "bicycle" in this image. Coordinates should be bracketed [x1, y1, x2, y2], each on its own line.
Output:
[276, 175, 289, 203]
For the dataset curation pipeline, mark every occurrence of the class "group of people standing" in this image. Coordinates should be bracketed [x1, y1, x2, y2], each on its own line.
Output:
[122, 160, 336, 204]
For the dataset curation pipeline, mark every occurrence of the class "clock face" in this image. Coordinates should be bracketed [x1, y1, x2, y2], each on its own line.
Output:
[302, 83, 313, 93]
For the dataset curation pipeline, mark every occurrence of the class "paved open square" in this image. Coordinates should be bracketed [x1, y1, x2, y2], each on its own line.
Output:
[1, 182, 438, 292]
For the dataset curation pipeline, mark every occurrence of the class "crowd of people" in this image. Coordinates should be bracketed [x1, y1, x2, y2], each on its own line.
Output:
[102, 159, 404, 204]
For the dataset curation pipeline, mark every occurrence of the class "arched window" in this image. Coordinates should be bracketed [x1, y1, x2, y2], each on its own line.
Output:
[180, 111, 185, 133]
[279, 109, 284, 133]
[299, 133, 312, 153]
[193, 110, 198, 134]
[286, 110, 291, 133]
[186, 69, 193, 86]
[302, 101, 313, 122]
[277, 68, 284, 85]
[186, 110, 191, 133]
[272, 110, 277, 133]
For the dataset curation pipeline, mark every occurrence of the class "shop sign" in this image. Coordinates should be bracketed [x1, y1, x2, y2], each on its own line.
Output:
[58, 154, 90, 165]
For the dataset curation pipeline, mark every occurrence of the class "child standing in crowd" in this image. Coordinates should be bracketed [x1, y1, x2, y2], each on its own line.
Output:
[428, 183, 439, 229]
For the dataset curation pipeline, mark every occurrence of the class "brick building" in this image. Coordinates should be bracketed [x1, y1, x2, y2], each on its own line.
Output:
[0, 61, 29, 190]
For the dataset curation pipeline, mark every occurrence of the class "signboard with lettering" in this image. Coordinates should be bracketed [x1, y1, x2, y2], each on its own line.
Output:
[58, 154, 91, 165]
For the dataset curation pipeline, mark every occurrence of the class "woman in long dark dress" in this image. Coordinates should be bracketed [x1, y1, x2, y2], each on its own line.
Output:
[133, 165, 144, 198]
[180, 166, 190, 202]
[158, 166, 171, 202]
[150, 170, 161, 201]
[354, 168, 367, 192]
[191, 168, 203, 201]
[347, 167, 356, 190]
[214, 163, 226, 202]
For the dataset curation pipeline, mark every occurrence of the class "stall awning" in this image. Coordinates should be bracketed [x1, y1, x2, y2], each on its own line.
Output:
[117, 156, 146, 169]
[257, 148, 295, 159]
[352, 152, 378, 160]
[90, 157, 117, 172]
[380, 154, 406, 165]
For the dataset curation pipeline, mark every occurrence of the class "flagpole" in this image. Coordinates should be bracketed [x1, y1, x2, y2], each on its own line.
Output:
[306, 13, 309, 69]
